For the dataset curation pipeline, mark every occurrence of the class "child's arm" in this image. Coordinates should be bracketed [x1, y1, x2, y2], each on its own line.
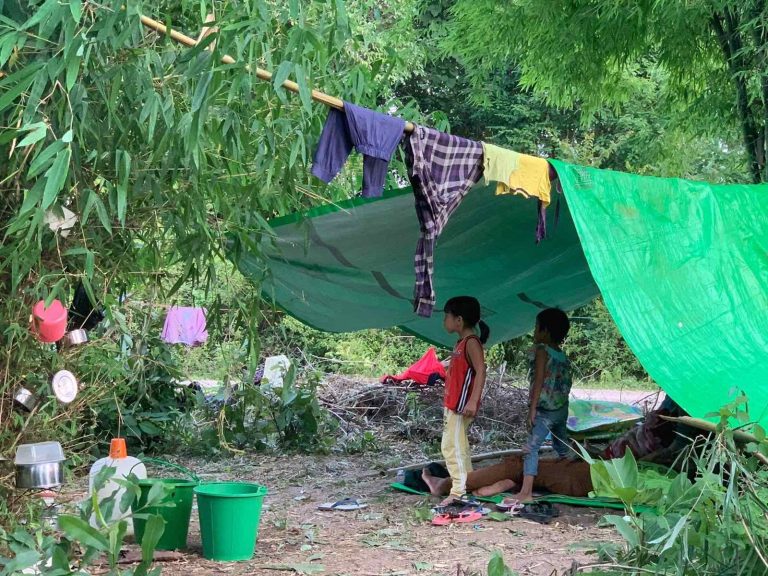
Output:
[528, 347, 547, 427]
[461, 339, 486, 418]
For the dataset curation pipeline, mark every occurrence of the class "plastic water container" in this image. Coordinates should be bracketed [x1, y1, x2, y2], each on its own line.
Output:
[89, 438, 146, 531]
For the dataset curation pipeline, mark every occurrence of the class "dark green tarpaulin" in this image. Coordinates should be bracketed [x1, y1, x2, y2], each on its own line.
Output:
[552, 160, 768, 425]
[237, 184, 599, 348]
[235, 160, 768, 423]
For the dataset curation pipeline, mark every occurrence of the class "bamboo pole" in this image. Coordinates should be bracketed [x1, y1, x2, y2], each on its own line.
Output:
[660, 415, 768, 466]
[138, 14, 416, 133]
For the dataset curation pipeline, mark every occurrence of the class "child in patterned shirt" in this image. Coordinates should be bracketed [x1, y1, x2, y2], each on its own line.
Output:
[509, 308, 573, 504]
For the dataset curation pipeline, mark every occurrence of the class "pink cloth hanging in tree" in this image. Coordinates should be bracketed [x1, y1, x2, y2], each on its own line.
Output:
[161, 306, 208, 347]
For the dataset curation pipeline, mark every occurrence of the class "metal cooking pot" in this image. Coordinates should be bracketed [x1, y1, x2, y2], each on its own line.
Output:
[13, 387, 38, 412]
[15, 461, 64, 489]
[63, 329, 88, 347]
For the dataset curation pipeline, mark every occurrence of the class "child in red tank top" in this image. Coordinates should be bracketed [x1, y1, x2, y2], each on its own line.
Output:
[435, 296, 489, 505]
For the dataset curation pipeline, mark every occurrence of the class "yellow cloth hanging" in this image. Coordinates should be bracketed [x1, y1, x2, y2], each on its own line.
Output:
[482, 142, 551, 206]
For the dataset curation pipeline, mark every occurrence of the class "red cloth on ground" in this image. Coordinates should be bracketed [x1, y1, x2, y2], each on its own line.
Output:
[381, 347, 446, 385]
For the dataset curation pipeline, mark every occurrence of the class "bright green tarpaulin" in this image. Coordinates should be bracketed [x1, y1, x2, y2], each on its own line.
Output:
[553, 160, 768, 424]
[237, 184, 599, 348]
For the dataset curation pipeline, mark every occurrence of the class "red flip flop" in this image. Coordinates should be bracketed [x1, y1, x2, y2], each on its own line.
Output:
[431, 511, 483, 526]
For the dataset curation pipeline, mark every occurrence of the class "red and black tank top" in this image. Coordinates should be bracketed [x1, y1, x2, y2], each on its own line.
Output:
[444, 335, 481, 412]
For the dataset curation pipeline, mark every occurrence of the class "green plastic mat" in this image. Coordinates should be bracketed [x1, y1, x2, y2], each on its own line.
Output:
[389, 482, 504, 503]
[536, 494, 654, 513]
[389, 482, 653, 511]
[553, 160, 768, 425]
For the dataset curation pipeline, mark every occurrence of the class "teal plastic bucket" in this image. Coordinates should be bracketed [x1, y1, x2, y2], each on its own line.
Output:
[194, 482, 268, 561]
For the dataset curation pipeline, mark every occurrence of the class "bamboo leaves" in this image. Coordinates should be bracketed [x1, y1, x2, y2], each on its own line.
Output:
[69, 0, 83, 23]
[41, 146, 71, 209]
[21, 0, 59, 30]
[0, 63, 45, 112]
[16, 121, 47, 147]
[28, 140, 66, 178]
[273, 60, 293, 101]
[294, 63, 312, 114]
[192, 71, 213, 113]
[115, 150, 130, 228]
[0, 0, 412, 460]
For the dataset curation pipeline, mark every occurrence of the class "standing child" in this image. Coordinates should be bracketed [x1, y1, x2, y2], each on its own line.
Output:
[435, 296, 489, 505]
[510, 308, 572, 504]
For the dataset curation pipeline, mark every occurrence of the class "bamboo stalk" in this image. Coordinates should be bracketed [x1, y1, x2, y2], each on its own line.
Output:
[660, 415, 760, 444]
[138, 14, 416, 132]
[660, 415, 768, 466]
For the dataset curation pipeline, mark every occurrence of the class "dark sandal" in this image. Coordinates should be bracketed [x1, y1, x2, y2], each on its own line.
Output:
[519, 502, 559, 524]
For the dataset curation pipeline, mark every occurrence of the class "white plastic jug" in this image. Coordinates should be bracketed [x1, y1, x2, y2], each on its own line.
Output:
[88, 438, 146, 531]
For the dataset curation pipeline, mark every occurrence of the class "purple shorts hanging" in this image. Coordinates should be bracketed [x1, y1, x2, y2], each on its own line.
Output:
[311, 101, 405, 198]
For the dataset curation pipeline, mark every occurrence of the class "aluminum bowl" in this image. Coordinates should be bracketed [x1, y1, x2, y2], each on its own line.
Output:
[63, 329, 88, 347]
[15, 461, 64, 489]
[13, 387, 37, 412]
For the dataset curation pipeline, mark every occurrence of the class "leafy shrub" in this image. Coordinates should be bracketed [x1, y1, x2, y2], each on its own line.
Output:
[193, 363, 337, 454]
[583, 399, 768, 575]
[0, 468, 167, 576]
[89, 328, 194, 454]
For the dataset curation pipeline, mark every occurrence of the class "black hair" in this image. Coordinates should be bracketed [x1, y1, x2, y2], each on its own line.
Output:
[443, 296, 490, 344]
[536, 308, 570, 344]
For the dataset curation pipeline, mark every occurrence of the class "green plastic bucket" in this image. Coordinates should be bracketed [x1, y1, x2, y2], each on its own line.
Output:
[194, 482, 268, 561]
[133, 478, 197, 550]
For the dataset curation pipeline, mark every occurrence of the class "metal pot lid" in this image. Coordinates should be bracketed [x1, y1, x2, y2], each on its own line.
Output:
[51, 370, 78, 404]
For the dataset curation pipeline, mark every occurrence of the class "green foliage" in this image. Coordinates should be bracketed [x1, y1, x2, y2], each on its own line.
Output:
[264, 316, 445, 377]
[441, 0, 765, 183]
[487, 550, 517, 576]
[567, 300, 649, 384]
[0, 0, 438, 489]
[399, 24, 745, 182]
[0, 469, 168, 576]
[193, 362, 336, 454]
[586, 399, 768, 575]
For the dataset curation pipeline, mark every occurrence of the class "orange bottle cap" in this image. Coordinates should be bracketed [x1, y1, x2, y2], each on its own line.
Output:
[109, 438, 127, 459]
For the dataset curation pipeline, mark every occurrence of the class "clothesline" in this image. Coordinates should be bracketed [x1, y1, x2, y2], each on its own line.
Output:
[138, 14, 417, 133]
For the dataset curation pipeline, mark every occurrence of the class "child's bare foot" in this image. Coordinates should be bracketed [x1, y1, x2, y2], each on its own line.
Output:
[421, 468, 449, 497]
[507, 491, 534, 504]
[439, 495, 457, 506]
[473, 478, 516, 497]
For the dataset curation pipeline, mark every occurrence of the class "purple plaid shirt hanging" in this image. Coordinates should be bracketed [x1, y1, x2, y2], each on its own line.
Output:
[405, 125, 484, 317]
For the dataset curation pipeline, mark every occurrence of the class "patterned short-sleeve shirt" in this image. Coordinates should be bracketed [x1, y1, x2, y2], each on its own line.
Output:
[528, 344, 572, 410]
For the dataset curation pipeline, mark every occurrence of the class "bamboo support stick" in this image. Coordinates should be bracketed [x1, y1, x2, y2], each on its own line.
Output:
[660, 415, 768, 466]
[660, 415, 760, 444]
[138, 14, 416, 133]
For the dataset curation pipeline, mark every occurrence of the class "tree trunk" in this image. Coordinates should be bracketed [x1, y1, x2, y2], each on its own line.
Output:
[749, 0, 768, 182]
[711, 11, 764, 183]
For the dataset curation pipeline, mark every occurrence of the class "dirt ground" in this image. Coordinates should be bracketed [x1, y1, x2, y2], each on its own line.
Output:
[53, 378, 635, 575]
[71, 452, 618, 576]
